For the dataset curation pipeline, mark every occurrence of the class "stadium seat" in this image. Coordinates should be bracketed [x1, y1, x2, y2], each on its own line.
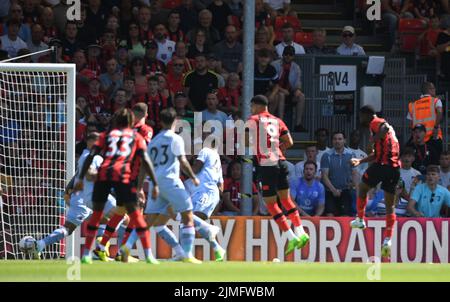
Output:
[274, 16, 301, 31]
[162, 0, 182, 9]
[294, 32, 313, 47]
[398, 18, 428, 53]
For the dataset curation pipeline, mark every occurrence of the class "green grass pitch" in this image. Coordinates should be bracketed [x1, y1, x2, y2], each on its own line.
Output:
[1, 260, 450, 282]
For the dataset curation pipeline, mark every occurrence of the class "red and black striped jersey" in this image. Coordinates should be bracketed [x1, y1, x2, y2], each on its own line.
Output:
[370, 117, 400, 168]
[134, 119, 154, 144]
[248, 111, 289, 165]
[95, 128, 147, 184]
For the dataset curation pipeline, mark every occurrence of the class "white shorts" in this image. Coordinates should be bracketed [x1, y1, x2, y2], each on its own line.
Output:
[144, 179, 192, 215]
[66, 192, 116, 226]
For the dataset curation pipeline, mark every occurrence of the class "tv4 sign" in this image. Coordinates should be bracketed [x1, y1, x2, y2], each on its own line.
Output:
[320, 65, 357, 92]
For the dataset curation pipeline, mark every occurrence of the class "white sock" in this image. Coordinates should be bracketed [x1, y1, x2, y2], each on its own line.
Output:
[295, 225, 306, 236]
[286, 229, 297, 240]
[174, 245, 185, 257]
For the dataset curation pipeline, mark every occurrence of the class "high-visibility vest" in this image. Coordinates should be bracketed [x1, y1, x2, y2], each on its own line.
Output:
[408, 96, 443, 141]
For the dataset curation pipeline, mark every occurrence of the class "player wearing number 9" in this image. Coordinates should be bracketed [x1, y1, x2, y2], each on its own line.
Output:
[73, 108, 159, 264]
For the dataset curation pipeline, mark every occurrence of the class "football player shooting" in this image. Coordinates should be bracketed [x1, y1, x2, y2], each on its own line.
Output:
[350, 105, 401, 257]
[73, 108, 159, 264]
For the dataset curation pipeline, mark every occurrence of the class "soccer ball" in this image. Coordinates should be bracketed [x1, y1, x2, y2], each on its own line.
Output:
[19, 236, 36, 253]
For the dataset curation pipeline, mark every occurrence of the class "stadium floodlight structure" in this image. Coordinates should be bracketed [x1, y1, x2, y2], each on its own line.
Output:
[0, 63, 75, 259]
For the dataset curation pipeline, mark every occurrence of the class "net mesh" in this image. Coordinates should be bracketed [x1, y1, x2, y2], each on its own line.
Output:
[0, 69, 69, 259]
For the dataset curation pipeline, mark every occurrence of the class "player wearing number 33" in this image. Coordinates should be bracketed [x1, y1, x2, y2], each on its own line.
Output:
[350, 105, 401, 258]
[73, 108, 159, 264]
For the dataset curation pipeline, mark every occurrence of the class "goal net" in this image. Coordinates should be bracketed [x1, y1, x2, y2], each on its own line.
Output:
[0, 63, 75, 259]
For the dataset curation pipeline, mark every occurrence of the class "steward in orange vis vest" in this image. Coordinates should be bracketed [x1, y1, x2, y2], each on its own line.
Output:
[407, 82, 443, 142]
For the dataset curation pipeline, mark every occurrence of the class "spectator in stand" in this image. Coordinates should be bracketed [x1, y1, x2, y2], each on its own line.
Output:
[86, 76, 108, 116]
[166, 57, 186, 95]
[74, 50, 92, 97]
[116, 44, 129, 72]
[217, 72, 241, 114]
[306, 28, 336, 55]
[123, 77, 137, 106]
[315, 128, 331, 164]
[122, 22, 146, 59]
[85, 0, 107, 41]
[85, 43, 103, 76]
[405, 123, 442, 175]
[184, 53, 219, 111]
[136, 75, 169, 130]
[170, 41, 194, 72]
[111, 88, 130, 113]
[381, 0, 414, 51]
[157, 74, 174, 104]
[400, 147, 422, 196]
[100, 29, 118, 62]
[221, 160, 260, 216]
[129, 57, 149, 98]
[60, 21, 81, 61]
[290, 161, 325, 216]
[75, 5, 96, 45]
[187, 28, 212, 59]
[275, 23, 305, 58]
[3, 3, 31, 43]
[295, 145, 321, 179]
[213, 25, 243, 74]
[1, 20, 27, 58]
[272, 45, 306, 131]
[174, 91, 195, 129]
[321, 131, 357, 217]
[254, 48, 281, 116]
[436, 17, 450, 80]
[178, 0, 199, 34]
[187, 9, 221, 48]
[206, 53, 225, 87]
[439, 150, 450, 189]
[153, 23, 176, 65]
[39, 7, 58, 44]
[100, 58, 123, 102]
[412, 0, 437, 20]
[254, 25, 276, 54]
[22, 0, 41, 25]
[336, 26, 366, 56]
[27, 23, 48, 63]
[167, 9, 187, 43]
[368, 183, 409, 217]
[105, 14, 120, 38]
[407, 82, 443, 143]
[207, 0, 233, 36]
[348, 129, 368, 184]
[408, 165, 450, 217]
[201, 91, 231, 127]
[143, 40, 166, 74]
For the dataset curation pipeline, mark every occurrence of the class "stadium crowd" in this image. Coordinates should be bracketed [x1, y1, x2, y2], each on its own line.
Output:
[0, 0, 449, 219]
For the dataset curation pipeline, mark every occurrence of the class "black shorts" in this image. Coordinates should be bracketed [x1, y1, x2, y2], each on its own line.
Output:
[92, 181, 138, 207]
[256, 160, 290, 197]
[362, 163, 400, 195]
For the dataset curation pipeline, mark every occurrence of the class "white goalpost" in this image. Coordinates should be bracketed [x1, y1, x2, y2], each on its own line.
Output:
[0, 63, 75, 260]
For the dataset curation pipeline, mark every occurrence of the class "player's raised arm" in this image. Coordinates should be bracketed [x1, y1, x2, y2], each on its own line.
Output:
[179, 155, 200, 186]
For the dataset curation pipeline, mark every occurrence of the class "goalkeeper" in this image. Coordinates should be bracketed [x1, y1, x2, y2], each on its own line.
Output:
[30, 132, 121, 258]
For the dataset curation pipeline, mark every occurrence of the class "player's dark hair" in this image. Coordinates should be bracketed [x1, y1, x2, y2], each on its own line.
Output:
[251, 95, 269, 106]
[160, 108, 177, 126]
[401, 147, 415, 157]
[132, 102, 148, 115]
[86, 131, 100, 142]
[304, 160, 317, 171]
[359, 105, 376, 115]
[112, 108, 134, 128]
[332, 131, 346, 139]
[426, 165, 440, 174]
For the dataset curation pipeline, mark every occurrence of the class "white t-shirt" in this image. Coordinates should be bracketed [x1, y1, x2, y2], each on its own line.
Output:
[156, 39, 176, 65]
[264, 0, 291, 10]
[400, 167, 421, 193]
[1, 35, 27, 58]
[275, 41, 305, 58]
[406, 94, 443, 120]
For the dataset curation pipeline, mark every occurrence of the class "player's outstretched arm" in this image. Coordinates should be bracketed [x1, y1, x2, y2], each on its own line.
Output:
[179, 155, 200, 186]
